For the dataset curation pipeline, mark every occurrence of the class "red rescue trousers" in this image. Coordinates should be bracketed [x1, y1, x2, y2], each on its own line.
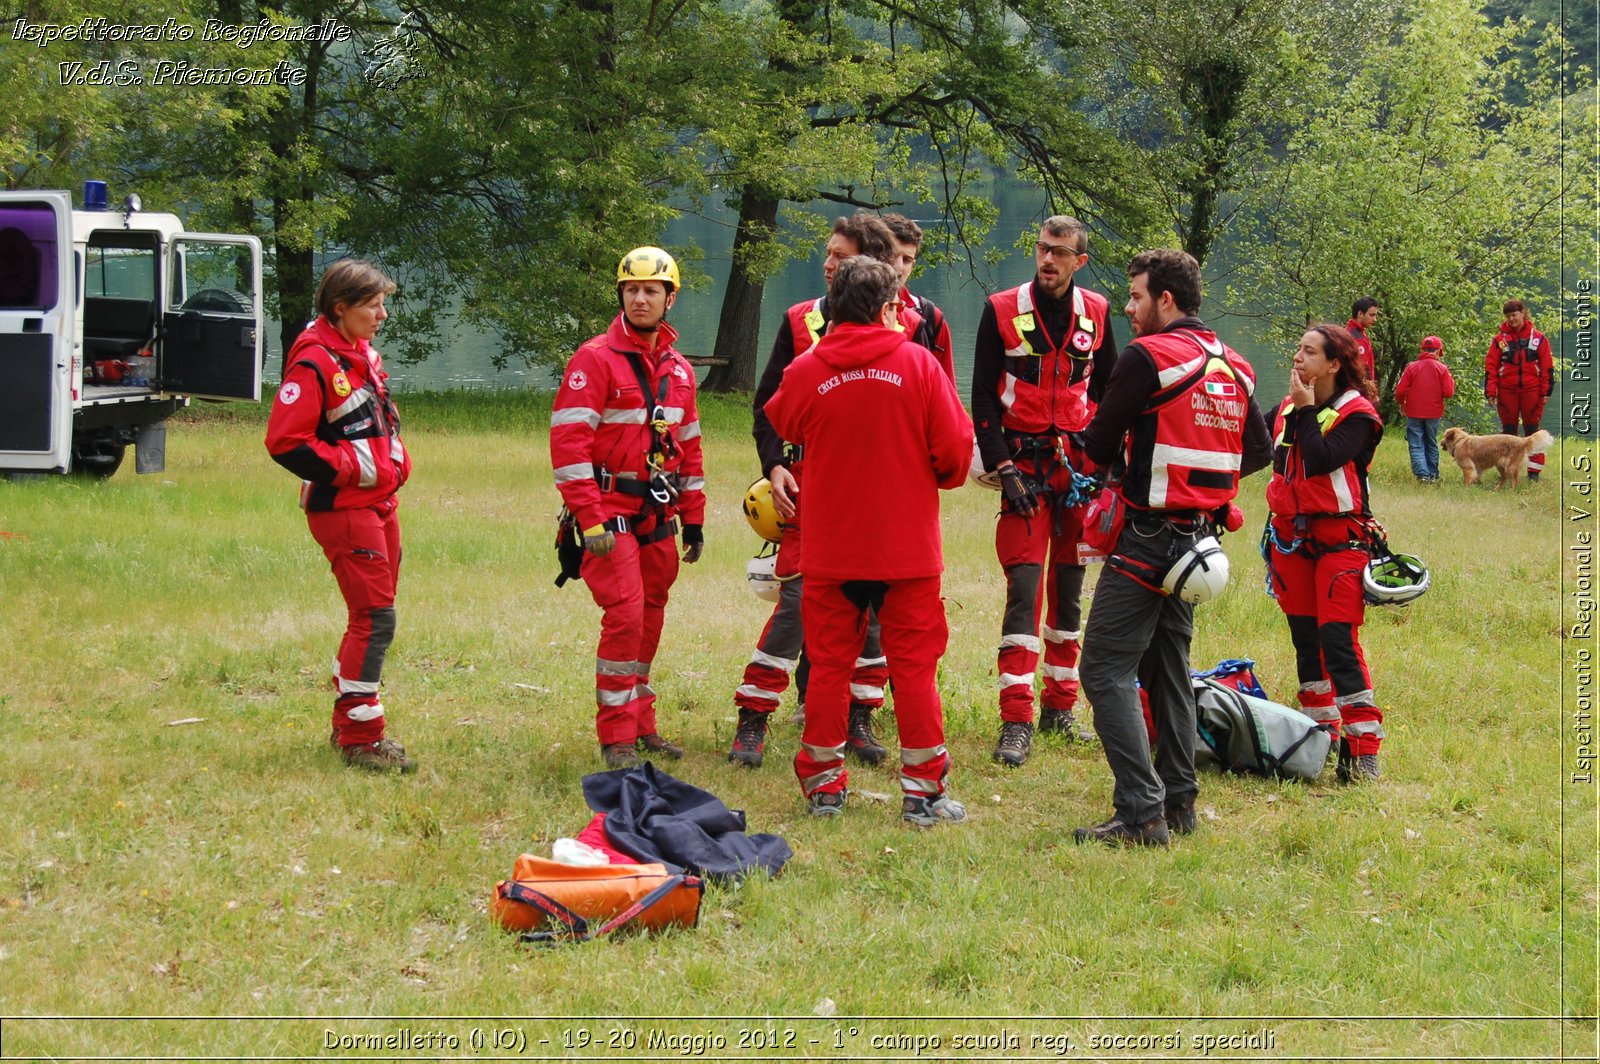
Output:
[795, 575, 950, 801]
[1495, 388, 1549, 475]
[1267, 514, 1382, 756]
[733, 509, 887, 718]
[994, 459, 1087, 724]
[582, 531, 680, 744]
[307, 503, 401, 747]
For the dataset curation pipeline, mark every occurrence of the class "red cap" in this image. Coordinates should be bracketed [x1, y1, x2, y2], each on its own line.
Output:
[1421, 335, 1442, 351]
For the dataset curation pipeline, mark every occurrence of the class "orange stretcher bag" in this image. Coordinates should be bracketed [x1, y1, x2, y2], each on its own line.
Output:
[491, 854, 703, 943]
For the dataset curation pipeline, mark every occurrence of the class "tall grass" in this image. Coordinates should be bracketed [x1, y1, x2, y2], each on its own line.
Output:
[0, 393, 1591, 1060]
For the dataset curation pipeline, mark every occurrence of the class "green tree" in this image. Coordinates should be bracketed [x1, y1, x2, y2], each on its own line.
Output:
[1066, 0, 1383, 265]
[696, 0, 1158, 393]
[1226, 0, 1594, 418]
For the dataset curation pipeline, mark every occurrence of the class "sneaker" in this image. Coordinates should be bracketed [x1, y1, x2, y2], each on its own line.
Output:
[1039, 707, 1092, 742]
[902, 794, 967, 827]
[636, 733, 683, 759]
[790, 702, 806, 727]
[1073, 815, 1169, 848]
[728, 709, 769, 767]
[992, 720, 1034, 767]
[845, 704, 887, 765]
[341, 737, 416, 774]
[1165, 796, 1198, 835]
[601, 742, 641, 769]
[807, 789, 847, 817]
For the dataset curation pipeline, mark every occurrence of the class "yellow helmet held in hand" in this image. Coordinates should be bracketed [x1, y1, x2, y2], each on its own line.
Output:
[743, 478, 786, 543]
[617, 246, 680, 294]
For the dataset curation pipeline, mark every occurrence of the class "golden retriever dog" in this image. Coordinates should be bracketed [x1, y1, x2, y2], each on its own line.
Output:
[1440, 427, 1554, 489]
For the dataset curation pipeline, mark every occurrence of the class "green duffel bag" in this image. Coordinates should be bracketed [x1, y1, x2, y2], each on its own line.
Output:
[1192, 678, 1332, 781]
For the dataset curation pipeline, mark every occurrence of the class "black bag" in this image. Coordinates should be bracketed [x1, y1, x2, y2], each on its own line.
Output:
[555, 507, 584, 588]
[1192, 678, 1332, 781]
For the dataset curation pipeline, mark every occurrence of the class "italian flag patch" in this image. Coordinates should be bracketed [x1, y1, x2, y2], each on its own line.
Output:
[1205, 380, 1237, 397]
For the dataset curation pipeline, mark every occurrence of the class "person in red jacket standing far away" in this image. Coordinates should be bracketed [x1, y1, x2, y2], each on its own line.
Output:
[765, 256, 975, 825]
[1394, 335, 1456, 483]
[550, 247, 707, 768]
[1485, 299, 1554, 481]
[265, 259, 416, 773]
[1346, 297, 1379, 382]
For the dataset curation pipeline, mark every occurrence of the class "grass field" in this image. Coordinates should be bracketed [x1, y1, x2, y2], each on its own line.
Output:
[0, 392, 1593, 1061]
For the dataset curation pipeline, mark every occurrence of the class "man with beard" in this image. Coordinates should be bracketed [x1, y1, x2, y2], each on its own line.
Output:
[1074, 249, 1271, 847]
[970, 216, 1119, 767]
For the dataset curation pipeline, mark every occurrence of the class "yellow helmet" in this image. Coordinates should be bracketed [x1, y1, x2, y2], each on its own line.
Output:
[742, 478, 786, 543]
[617, 246, 680, 294]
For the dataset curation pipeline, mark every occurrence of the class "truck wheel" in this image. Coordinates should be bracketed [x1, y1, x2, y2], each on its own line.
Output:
[71, 439, 126, 478]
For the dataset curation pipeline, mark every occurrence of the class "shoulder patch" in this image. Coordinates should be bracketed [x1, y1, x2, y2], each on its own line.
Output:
[331, 371, 352, 398]
[568, 370, 589, 391]
[277, 381, 301, 405]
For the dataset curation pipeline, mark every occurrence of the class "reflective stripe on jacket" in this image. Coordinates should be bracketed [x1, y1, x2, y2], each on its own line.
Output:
[265, 317, 410, 513]
[1120, 328, 1256, 511]
[990, 281, 1110, 434]
[550, 314, 706, 531]
[1265, 390, 1381, 516]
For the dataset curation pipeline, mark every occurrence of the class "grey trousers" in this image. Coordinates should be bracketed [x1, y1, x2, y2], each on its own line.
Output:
[1079, 518, 1202, 825]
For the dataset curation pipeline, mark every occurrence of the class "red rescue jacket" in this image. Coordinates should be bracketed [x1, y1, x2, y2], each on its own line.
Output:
[1394, 349, 1456, 419]
[1485, 319, 1553, 397]
[1265, 391, 1381, 517]
[265, 316, 411, 513]
[1345, 319, 1376, 381]
[1119, 328, 1257, 512]
[989, 281, 1110, 435]
[550, 314, 706, 531]
[764, 323, 973, 580]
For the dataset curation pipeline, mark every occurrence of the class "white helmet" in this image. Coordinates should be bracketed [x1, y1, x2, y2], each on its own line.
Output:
[747, 552, 782, 602]
[1364, 552, 1430, 606]
[968, 439, 1002, 489]
[1162, 535, 1230, 604]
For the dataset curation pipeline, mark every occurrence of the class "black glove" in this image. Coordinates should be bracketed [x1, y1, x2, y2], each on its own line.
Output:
[998, 466, 1038, 516]
[681, 523, 703, 564]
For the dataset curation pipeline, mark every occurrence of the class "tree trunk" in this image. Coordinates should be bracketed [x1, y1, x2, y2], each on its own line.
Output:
[703, 188, 780, 393]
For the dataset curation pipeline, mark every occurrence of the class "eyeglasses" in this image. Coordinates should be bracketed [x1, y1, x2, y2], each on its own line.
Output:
[1036, 242, 1084, 262]
[886, 299, 904, 310]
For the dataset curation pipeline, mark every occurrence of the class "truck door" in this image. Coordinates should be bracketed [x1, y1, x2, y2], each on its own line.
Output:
[0, 191, 75, 473]
[160, 233, 263, 401]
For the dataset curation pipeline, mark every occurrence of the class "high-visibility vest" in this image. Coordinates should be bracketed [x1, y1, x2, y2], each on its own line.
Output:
[1265, 390, 1380, 516]
[988, 281, 1110, 434]
[1120, 328, 1257, 511]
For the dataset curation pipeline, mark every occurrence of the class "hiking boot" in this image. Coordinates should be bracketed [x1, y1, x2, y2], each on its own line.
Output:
[601, 742, 641, 769]
[1355, 753, 1381, 780]
[728, 709, 769, 768]
[1165, 796, 1198, 835]
[1073, 815, 1169, 848]
[636, 733, 683, 759]
[807, 789, 847, 818]
[790, 701, 806, 726]
[845, 704, 887, 765]
[902, 793, 968, 827]
[341, 737, 416, 774]
[1039, 707, 1093, 742]
[992, 720, 1034, 767]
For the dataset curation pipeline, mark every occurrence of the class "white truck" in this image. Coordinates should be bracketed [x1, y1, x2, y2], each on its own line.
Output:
[0, 181, 264, 476]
